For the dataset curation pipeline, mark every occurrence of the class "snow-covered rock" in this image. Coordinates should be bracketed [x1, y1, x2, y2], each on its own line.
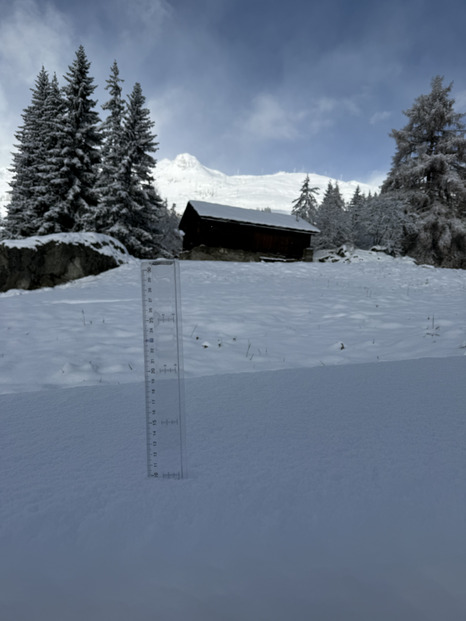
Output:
[0, 232, 131, 292]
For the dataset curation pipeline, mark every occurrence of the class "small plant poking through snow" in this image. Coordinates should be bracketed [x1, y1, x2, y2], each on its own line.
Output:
[425, 315, 440, 339]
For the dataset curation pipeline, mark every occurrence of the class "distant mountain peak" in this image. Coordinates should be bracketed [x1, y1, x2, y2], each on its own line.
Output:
[156, 154, 381, 214]
[173, 153, 202, 169]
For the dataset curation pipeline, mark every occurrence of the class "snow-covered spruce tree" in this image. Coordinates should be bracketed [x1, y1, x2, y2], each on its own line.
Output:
[315, 181, 351, 249]
[4, 67, 51, 238]
[61, 45, 102, 231]
[347, 185, 366, 247]
[291, 175, 319, 225]
[158, 199, 182, 256]
[382, 76, 466, 267]
[34, 74, 72, 234]
[94, 61, 126, 232]
[358, 192, 411, 253]
[100, 82, 170, 258]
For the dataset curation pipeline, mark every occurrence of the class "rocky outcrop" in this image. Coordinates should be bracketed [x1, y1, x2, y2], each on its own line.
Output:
[0, 233, 131, 292]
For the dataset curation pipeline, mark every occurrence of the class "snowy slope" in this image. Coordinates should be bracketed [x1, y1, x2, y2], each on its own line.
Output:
[0, 154, 379, 220]
[155, 153, 380, 214]
[1, 259, 465, 619]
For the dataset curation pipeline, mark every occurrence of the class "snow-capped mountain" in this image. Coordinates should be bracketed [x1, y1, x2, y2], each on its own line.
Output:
[155, 153, 381, 214]
[0, 154, 382, 219]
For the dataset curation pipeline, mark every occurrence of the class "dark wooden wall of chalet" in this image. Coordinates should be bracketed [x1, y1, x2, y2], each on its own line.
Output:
[182, 216, 310, 258]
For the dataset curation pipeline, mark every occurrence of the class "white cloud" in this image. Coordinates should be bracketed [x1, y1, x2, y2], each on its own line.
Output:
[147, 86, 211, 160]
[233, 92, 364, 148]
[370, 110, 391, 125]
[312, 97, 360, 116]
[453, 89, 466, 113]
[113, 0, 172, 52]
[0, 83, 13, 165]
[363, 170, 387, 190]
[121, 0, 172, 23]
[0, 1, 76, 173]
[0, 0, 73, 84]
[148, 86, 188, 136]
[306, 96, 361, 134]
[239, 94, 306, 141]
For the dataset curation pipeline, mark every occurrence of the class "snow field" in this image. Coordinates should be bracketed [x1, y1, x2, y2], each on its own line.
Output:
[1, 256, 465, 619]
[1, 254, 465, 393]
[1, 360, 465, 620]
[182, 259, 466, 375]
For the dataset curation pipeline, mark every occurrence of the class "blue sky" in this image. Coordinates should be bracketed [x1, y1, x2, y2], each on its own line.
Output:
[1, 0, 466, 185]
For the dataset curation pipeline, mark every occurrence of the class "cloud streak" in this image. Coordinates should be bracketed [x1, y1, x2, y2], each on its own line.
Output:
[0, 0, 73, 84]
[238, 94, 306, 141]
[0, 0, 75, 167]
[370, 111, 392, 125]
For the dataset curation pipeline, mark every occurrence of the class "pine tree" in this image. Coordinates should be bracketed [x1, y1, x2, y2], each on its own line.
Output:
[291, 175, 319, 224]
[347, 186, 366, 246]
[4, 67, 51, 238]
[315, 182, 351, 248]
[61, 45, 102, 231]
[95, 61, 126, 232]
[3, 49, 180, 255]
[35, 74, 72, 234]
[358, 193, 411, 252]
[382, 76, 466, 267]
[101, 82, 166, 258]
[158, 200, 182, 256]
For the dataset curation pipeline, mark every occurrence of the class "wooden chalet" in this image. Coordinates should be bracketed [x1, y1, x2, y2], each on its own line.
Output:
[179, 200, 320, 260]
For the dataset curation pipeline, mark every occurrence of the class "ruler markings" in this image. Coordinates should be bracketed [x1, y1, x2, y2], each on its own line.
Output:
[141, 259, 187, 479]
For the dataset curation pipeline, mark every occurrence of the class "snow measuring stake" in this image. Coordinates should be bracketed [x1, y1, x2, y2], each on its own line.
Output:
[141, 259, 187, 479]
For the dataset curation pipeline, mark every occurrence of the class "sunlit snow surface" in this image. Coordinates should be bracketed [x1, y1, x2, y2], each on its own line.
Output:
[1, 255, 465, 620]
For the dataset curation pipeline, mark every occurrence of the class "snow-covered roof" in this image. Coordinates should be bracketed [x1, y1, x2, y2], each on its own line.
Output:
[187, 200, 320, 233]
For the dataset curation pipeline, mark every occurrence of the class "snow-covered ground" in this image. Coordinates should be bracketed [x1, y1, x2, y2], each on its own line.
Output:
[1, 255, 465, 620]
[1, 251, 464, 392]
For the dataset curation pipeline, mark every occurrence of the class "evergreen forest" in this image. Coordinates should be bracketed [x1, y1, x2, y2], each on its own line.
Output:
[2, 46, 180, 259]
[293, 76, 466, 268]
